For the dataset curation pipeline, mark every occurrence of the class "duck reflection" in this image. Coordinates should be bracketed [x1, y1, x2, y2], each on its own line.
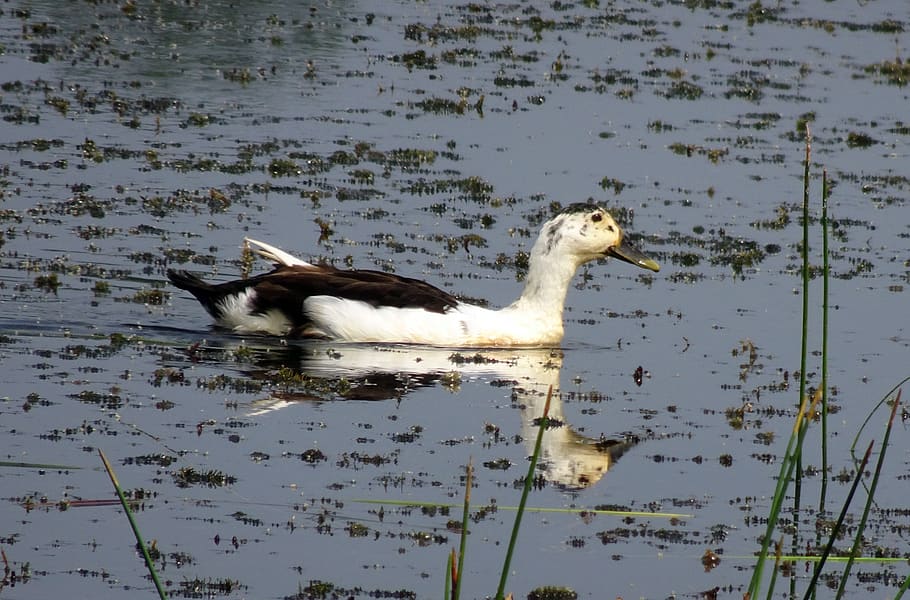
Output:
[222, 340, 638, 491]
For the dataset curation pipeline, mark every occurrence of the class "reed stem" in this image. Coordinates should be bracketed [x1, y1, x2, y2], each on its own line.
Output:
[792, 122, 813, 599]
[803, 440, 873, 600]
[820, 169, 829, 513]
[495, 386, 552, 600]
[445, 550, 454, 600]
[834, 390, 901, 599]
[453, 459, 472, 600]
[98, 449, 166, 600]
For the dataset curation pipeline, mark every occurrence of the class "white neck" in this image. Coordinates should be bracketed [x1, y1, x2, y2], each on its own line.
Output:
[505, 240, 581, 328]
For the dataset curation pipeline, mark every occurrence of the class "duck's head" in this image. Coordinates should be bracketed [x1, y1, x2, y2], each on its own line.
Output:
[539, 203, 660, 272]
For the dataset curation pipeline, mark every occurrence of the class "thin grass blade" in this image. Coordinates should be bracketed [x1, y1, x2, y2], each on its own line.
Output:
[747, 388, 822, 597]
[98, 449, 166, 600]
[764, 537, 784, 600]
[495, 385, 552, 600]
[834, 390, 901, 599]
[819, 168, 830, 513]
[445, 550, 454, 600]
[800, 439, 873, 600]
[791, 123, 813, 600]
[453, 458, 472, 600]
[0, 460, 82, 470]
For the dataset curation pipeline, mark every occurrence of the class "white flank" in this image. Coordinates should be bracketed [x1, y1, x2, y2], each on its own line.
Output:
[216, 289, 293, 335]
[303, 297, 564, 347]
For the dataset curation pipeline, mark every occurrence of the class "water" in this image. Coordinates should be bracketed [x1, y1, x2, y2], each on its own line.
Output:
[1, 1, 908, 598]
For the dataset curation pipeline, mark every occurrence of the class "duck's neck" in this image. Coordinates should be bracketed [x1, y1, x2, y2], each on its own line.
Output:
[508, 245, 580, 323]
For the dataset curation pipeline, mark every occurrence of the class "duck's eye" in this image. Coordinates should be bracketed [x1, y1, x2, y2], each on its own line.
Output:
[591, 213, 603, 223]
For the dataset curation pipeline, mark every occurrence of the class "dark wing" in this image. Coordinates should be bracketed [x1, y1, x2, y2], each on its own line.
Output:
[254, 264, 460, 314]
[167, 264, 460, 328]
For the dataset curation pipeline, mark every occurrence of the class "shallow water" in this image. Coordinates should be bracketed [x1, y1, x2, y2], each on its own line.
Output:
[1, 1, 909, 598]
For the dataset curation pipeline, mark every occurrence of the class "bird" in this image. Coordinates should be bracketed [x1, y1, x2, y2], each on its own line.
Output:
[167, 203, 659, 347]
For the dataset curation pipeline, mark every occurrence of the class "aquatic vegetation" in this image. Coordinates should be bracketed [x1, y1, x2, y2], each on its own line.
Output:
[196, 374, 264, 394]
[183, 112, 211, 127]
[670, 251, 701, 267]
[745, 1, 778, 26]
[130, 288, 167, 305]
[33, 273, 60, 293]
[845, 131, 877, 148]
[664, 79, 703, 100]
[864, 58, 910, 86]
[404, 175, 493, 202]
[149, 367, 185, 387]
[598, 176, 625, 194]
[751, 203, 791, 230]
[297, 448, 327, 464]
[172, 467, 237, 488]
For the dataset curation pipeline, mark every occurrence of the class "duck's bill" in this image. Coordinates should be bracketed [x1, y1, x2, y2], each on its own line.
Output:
[607, 240, 660, 272]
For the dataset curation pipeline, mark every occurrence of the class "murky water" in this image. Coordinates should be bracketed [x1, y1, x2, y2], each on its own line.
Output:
[1, 1, 908, 598]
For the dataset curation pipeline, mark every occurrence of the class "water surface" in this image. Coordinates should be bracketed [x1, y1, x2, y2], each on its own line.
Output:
[1, 1, 909, 598]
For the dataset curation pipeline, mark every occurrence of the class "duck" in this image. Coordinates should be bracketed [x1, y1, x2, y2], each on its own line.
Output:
[167, 203, 659, 347]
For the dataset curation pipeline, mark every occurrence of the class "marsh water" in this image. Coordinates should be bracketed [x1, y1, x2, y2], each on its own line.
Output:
[1, 1, 909, 598]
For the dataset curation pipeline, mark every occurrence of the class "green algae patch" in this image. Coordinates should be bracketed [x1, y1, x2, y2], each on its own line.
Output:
[864, 58, 910, 86]
[846, 131, 877, 148]
[173, 467, 237, 488]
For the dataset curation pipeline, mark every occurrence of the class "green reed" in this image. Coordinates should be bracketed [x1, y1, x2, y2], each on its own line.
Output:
[445, 386, 552, 600]
[819, 168, 830, 513]
[747, 127, 905, 600]
[98, 449, 166, 600]
[495, 386, 551, 600]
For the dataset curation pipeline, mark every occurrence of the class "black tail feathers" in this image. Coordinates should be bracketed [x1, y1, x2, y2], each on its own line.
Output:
[167, 269, 209, 293]
[167, 269, 223, 317]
